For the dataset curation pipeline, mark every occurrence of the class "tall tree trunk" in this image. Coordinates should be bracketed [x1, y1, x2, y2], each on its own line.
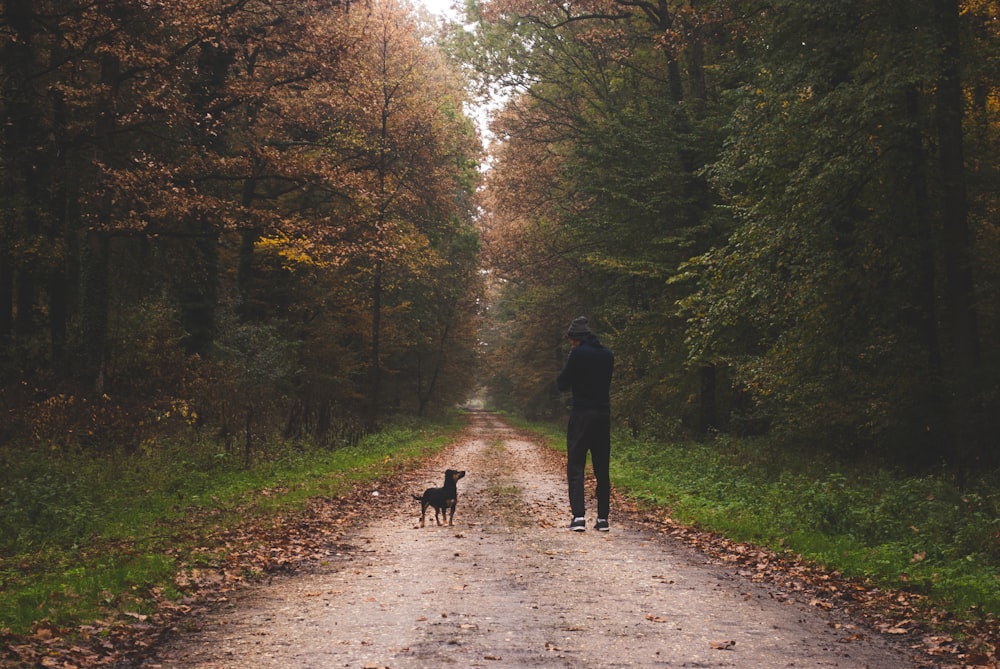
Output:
[698, 363, 717, 436]
[80, 230, 110, 390]
[48, 269, 68, 364]
[369, 55, 392, 429]
[50, 81, 76, 369]
[4, 0, 44, 360]
[236, 71, 261, 320]
[902, 84, 945, 468]
[632, 0, 719, 436]
[180, 232, 219, 357]
[80, 48, 121, 390]
[14, 267, 34, 339]
[237, 175, 260, 320]
[0, 255, 12, 346]
[369, 259, 383, 428]
[935, 0, 982, 469]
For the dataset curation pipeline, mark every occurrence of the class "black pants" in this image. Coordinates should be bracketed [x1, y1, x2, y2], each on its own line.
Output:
[566, 410, 611, 519]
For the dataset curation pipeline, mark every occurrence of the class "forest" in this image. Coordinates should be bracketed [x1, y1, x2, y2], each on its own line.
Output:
[472, 0, 1000, 475]
[1, 0, 484, 456]
[2, 0, 1000, 658]
[3, 0, 999, 470]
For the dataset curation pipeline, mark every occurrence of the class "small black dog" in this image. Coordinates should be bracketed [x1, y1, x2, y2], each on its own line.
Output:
[413, 469, 466, 527]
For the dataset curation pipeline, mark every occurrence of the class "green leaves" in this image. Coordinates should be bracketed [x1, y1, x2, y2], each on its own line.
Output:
[681, 0, 984, 455]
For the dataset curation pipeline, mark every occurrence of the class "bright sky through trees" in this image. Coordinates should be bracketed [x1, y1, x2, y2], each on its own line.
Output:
[417, 0, 461, 19]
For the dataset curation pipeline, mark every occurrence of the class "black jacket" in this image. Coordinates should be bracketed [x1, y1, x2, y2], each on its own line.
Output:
[556, 335, 614, 412]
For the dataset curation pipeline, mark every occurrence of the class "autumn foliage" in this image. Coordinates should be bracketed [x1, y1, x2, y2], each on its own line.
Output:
[0, 0, 483, 452]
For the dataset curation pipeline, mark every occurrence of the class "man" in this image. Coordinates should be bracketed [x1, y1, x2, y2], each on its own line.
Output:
[556, 316, 614, 532]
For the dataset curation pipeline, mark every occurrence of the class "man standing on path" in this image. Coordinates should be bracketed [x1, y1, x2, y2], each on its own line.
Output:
[556, 316, 614, 532]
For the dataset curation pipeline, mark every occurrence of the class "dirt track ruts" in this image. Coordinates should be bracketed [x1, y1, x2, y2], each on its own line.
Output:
[139, 411, 924, 668]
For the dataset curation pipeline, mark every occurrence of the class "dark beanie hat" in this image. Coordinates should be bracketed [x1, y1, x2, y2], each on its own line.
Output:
[566, 316, 591, 339]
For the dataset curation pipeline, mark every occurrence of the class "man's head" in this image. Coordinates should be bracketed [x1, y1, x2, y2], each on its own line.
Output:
[566, 316, 591, 343]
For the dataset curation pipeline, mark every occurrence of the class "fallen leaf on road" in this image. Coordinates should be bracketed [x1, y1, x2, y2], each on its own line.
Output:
[964, 652, 993, 666]
[711, 640, 736, 650]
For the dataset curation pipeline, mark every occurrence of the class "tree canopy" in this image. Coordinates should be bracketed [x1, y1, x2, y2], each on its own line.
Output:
[468, 0, 1000, 470]
[4, 0, 1000, 472]
[0, 0, 482, 453]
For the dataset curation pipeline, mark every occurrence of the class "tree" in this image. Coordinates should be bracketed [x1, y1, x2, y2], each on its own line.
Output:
[335, 0, 482, 424]
[472, 0, 1000, 467]
[0, 0, 482, 451]
[685, 0, 995, 465]
[469, 0, 733, 430]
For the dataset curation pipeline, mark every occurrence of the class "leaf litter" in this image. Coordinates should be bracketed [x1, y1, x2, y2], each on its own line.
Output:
[1, 412, 996, 668]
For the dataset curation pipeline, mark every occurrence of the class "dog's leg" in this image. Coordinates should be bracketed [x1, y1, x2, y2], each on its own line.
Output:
[419, 502, 428, 528]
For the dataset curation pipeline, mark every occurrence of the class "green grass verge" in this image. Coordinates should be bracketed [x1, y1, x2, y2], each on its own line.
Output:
[523, 419, 999, 620]
[0, 415, 462, 634]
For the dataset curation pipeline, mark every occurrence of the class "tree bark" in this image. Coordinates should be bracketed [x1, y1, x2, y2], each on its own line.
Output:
[935, 0, 982, 469]
[901, 85, 945, 467]
[369, 260, 383, 428]
[80, 230, 110, 390]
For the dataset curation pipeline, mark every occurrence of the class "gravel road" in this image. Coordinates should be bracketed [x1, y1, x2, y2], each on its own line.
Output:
[140, 412, 924, 668]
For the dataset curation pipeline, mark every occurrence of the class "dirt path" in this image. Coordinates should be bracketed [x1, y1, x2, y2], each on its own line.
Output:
[140, 412, 924, 668]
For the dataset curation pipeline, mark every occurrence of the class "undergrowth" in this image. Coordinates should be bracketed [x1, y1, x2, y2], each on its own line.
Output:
[604, 431, 1000, 619]
[0, 415, 461, 634]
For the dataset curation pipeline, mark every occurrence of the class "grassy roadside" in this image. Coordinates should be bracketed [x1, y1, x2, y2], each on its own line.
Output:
[518, 417, 999, 625]
[0, 415, 463, 638]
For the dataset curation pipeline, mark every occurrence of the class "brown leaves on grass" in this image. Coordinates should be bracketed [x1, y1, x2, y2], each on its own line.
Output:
[5, 469, 996, 669]
[0, 479, 407, 669]
[626, 500, 998, 669]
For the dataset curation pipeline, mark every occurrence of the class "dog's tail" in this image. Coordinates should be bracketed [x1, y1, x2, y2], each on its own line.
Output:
[412, 494, 423, 502]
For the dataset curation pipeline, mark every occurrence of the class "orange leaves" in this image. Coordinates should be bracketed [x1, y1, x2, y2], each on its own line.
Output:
[0, 480, 389, 668]
[274, 0, 478, 278]
[627, 505, 1000, 669]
